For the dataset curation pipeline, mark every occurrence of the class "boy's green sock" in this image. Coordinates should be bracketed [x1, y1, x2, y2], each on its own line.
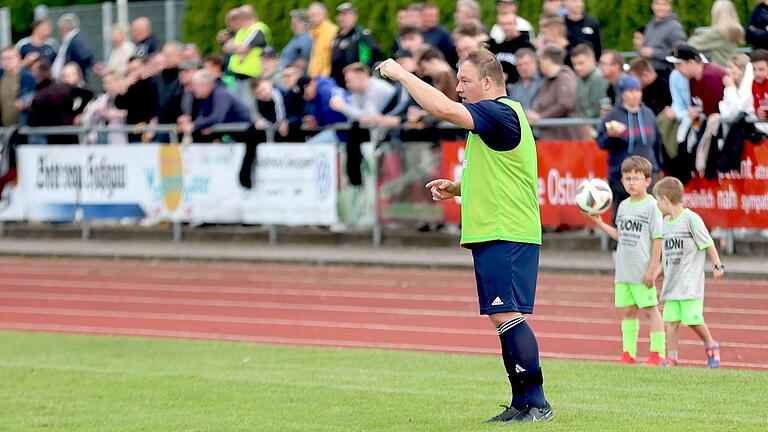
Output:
[649, 331, 666, 358]
[621, 319, 640, 358]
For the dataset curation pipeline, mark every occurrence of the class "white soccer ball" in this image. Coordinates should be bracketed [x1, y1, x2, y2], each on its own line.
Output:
[575, 178, 613, 215]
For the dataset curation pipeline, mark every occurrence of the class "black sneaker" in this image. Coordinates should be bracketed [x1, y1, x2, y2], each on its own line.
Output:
[504, 403, 554, 423]
[484, 404, 525, 423]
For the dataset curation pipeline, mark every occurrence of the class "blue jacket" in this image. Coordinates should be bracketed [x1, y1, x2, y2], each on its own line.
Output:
[597, 104, 661, 179]
[63, 32, 96, 74]
[278, 32, 313, 70]
[194, 83, 250, 131]
[305, 77, 346, 126]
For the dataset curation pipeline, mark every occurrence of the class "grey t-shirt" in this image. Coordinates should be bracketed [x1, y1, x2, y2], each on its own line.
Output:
[661, 209, 715, 301]
[614, 195, 664, 285]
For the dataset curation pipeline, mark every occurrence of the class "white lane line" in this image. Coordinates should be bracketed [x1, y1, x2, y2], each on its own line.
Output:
[0, 277, 765, 312]
[1, 306, 766, 349]
[0, 268, 765, 297]
[1, 322, 765, 370]
[2, 290, 768, 320]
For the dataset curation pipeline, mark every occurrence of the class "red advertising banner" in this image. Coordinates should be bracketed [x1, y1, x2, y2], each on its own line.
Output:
[440, 139, 768, 229]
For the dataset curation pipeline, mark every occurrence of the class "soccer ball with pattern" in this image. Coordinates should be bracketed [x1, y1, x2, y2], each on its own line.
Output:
[574, 178, 613, 215]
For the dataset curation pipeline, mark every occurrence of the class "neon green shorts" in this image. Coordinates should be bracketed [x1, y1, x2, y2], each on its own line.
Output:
[663, 299, 705, 326]
[615, 283, 659, 308]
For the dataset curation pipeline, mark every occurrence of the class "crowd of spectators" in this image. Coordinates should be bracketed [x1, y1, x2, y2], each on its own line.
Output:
[1, 0, 768, 194]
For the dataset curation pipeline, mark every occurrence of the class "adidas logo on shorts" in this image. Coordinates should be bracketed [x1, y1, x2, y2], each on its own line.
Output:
[492, 297, 504, 306]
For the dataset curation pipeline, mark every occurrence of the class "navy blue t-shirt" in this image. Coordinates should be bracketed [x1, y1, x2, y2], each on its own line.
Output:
[464, 97, 522, 151]
[18, 41, 58, 64]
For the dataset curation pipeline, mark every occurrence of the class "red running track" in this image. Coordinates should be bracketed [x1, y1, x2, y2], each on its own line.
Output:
[0, 257, 766, 370]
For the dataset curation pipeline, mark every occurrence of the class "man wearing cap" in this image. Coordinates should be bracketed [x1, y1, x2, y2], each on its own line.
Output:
[330, 2, 383, 89]
[279, 9, 313, 71]
[666, 44, 726, 120]
[598, 74, 661, 221]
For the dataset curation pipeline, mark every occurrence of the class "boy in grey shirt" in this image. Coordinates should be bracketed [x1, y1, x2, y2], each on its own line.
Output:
[588, 156, 665, 365]
[652, 177, 725, 368]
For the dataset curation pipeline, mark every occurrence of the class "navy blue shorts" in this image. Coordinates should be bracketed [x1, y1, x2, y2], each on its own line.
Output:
[470, 240, 540, 315]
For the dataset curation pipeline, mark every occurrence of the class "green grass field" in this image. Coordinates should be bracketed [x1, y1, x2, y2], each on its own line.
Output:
[1, 331, 766, 431]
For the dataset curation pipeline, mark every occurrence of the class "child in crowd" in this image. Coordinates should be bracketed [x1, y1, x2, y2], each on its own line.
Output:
[652, 177, 725, 368]
[587, 156, 666, 365]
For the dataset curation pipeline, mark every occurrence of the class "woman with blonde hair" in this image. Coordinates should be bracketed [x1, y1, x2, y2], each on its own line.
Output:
[719, 53, 754, 128]
[689, 0, 745, 67]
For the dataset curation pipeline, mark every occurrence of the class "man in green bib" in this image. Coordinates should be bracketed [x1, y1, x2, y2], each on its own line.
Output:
[223, 5, 271, 105]
[377, 46, 552, 423]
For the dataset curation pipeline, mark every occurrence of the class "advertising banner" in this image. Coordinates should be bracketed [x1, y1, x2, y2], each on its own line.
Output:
[440, 139, 768, 229]
[18, 143, 338, 225]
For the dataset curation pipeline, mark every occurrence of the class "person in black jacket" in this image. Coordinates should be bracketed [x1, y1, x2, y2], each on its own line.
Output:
[564, 0, 602, 59]
[747, 0, 768, 50]
[114, 57, 159, 143]
[628, 57, 671, 116]
[330, 2, 383, 88]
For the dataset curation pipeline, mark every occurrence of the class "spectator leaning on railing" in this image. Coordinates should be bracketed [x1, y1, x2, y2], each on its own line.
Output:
[114, 56, 159, 143]
[597, 75, 661, 222]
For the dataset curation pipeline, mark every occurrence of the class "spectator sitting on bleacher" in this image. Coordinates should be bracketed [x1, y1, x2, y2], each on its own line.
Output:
[132, 17, 157, 58]
[330, 2, 383, 89]
[16, 19, 58, 68]
[420, 2, 458, 69]
[278, 9, 313, 72]
[114, 56, 159, 143]
[0, 46, 36, 128]
[688, 0, 744, 68]
[178, 69, 249, 143]
[528, 43, 587, 140]
[307, 2, 339, 78]
[746, 0, 768, 51]
[52, 13, 95, 82]
[628, 57, 672, 116]
[570, 43, 608, 119]
[488, 11, 534, 85]
[640, 0, 686, 76]
[490, 0, 535, 44]
[507, 48, 542, 112]
[27, 62, 93, 144]
[598, 75, 661, 219]
[564, 0, 602, 60]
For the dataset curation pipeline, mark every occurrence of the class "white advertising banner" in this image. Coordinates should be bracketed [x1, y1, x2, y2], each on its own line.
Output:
[16, 143, 338, 225]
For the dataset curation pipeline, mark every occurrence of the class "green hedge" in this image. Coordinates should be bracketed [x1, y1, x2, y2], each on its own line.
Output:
[182, 0, 758, 56]
[1, 0, 758, 56]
